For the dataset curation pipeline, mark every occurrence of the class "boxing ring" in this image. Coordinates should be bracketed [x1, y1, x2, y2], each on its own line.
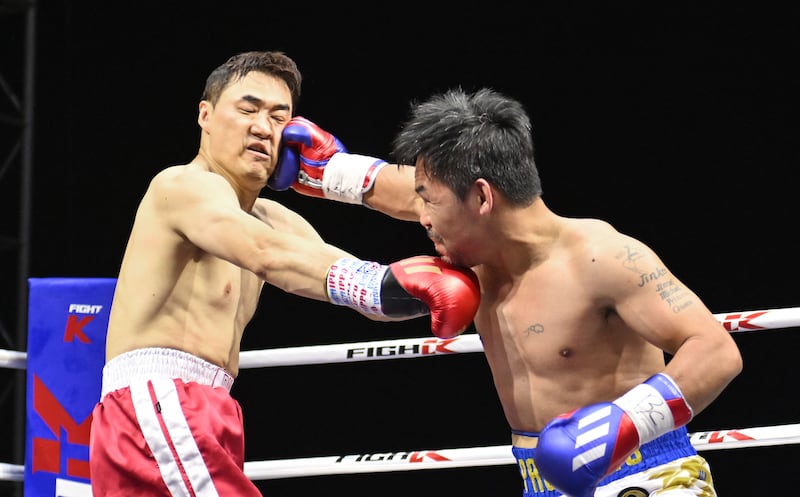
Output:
[1, 277, 799, 495]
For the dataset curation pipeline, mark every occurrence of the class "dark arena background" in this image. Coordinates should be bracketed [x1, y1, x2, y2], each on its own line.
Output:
[1, 3, 798, 496]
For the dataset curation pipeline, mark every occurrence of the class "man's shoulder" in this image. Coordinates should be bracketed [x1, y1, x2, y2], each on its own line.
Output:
[147, 164, 187, 186]
[561, 218, 657, 268]
[147, 163, 226, 193]
[562, 217, 624, 248]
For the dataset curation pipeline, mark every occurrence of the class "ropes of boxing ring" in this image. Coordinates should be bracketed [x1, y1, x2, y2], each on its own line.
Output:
[1, 306, 799, 482]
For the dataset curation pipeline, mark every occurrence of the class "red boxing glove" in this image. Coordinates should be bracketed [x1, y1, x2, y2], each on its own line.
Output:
[327, 256, 480, 338]
[268, 116, 386, 205]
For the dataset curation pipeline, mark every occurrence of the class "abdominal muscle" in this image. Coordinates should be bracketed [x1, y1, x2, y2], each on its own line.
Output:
[481, 320, 666, 433]
[474, 271, 666, 434]
[104, 243, 263, 378]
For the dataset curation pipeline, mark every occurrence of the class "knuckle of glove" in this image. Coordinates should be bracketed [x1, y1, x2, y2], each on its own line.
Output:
[267, 146, 301, 191]
[430, 261, 480, 339]
[283, 116, 347, 159]
[282, 124, 313, 147]
[537, 402, 633, 497]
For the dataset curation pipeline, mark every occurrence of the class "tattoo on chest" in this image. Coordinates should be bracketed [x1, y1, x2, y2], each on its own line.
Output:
[525, 323, 544, 336]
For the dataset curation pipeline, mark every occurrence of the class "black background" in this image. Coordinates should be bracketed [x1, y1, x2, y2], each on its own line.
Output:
[1, 2, 799, 496]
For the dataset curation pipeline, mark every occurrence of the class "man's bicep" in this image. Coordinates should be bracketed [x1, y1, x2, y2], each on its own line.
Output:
[154, 172, 243, 249]
[597, 236, 697, 349]
[613, 257, 711, 354]
[255, 198, 324, 243]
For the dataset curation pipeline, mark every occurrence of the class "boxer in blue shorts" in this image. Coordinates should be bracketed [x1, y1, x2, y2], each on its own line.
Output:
[268, 87, 742, 497]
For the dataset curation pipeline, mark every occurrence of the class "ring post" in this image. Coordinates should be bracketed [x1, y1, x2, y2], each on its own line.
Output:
[24, 278, 115, 497]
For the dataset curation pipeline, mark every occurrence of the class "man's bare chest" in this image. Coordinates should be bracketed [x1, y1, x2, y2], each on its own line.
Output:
[475, 270, 606, 367]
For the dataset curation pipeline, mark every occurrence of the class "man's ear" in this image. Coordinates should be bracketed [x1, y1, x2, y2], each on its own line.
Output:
[197, 100, 210, 129]
[474, 178, 493, 215]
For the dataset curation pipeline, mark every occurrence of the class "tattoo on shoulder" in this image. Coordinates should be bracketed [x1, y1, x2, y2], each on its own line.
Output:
[616, 244, 668, 288]
[525, 323, 544, 336]
[638, 267, 667, 287]
[616, 244, 694, 313]
[655, 279, 694, 313]
[616, 244, 647, 273]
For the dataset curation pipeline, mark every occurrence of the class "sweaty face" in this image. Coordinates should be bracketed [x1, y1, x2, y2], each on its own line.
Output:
[414, 162, 472, 266]
[198, 72, 292, 186]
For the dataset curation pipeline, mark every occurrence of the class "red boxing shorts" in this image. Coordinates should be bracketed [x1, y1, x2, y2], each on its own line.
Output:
[89, 347, 262, 496]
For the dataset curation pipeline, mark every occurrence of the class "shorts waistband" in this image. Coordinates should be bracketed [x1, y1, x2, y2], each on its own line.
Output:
[511, 430, 540, 448]
[101, 347, 235, 398]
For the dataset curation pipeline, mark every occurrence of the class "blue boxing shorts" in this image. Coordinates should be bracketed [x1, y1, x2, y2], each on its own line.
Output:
[512, 427, 717, 496]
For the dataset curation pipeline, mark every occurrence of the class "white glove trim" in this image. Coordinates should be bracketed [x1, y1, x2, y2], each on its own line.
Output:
[322, 153, 388, 204]
[613, 382, 673, 444]
[327, 258, 388, 316]
[613, 373, 693, 445]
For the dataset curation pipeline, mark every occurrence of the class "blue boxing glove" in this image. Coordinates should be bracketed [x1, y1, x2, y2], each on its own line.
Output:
[535, 373, 693, 497]
[268, 116, 387, 205]
[267, 116, 348, 191]
[268, 142, 304, 192]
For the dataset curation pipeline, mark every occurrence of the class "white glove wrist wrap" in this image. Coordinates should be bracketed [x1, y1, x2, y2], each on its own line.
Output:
[326, 258, 388, 316]
[613, 373, 693, 445]
[322, 153, 388, 204]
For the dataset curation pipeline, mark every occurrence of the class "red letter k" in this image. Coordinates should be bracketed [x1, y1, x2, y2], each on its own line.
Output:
[64, 315, 94, 343]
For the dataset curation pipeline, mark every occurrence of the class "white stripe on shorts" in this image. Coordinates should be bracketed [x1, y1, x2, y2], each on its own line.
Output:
[131, 378, 219, 497]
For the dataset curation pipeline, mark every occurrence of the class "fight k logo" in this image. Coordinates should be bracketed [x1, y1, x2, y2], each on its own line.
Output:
[64, 304, 103, 343]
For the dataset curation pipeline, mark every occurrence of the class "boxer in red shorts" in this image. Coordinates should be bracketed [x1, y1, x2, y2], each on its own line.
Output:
[88, 51, 480, 496]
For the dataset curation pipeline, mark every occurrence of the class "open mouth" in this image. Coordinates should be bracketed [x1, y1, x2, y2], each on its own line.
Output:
[247, 142, 269, 159]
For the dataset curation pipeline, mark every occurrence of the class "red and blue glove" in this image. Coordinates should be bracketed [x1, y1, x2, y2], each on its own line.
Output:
[535, 373, 693, 497]
[268, 116, 387, 205]
[326, 256, 480, 339]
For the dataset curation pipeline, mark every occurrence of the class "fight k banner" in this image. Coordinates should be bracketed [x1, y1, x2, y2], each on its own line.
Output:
[25, 278, 116, 497]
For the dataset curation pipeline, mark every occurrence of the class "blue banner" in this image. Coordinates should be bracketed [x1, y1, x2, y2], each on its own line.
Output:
[25, 278, 116, 497]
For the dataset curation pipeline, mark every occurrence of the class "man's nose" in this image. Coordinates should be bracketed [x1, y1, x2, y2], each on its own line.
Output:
[251, 114, 274, 138]
[419, 208, 431, 230]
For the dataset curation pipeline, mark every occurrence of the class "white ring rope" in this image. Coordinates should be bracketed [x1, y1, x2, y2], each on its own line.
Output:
[241, 423, 800, 480]
[1, 307, 798, 370]
[1, 423, 798, 482]
[0, 463, 24, 483]
[1, 306, 798, 482]
[0, 349, 26, 370]
[237, 306, 800, 368]
[238, 306, 800, 368]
